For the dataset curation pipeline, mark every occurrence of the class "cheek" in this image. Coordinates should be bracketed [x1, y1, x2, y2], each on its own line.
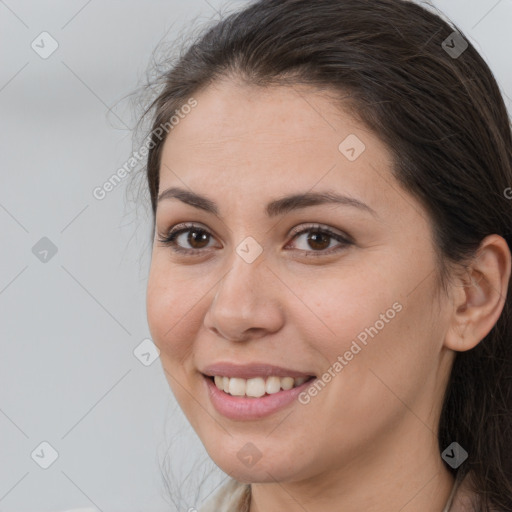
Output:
[300, 243, 438, 364]
[305, 270, 440, 428]
[146, 264, 203, 416]
[299, 269, 399, 357]
[298, 267, 436, 408]
[146, 260, 201, 360]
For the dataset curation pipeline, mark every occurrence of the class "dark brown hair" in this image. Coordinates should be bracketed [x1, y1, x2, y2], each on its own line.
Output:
[141, 1, 512, 510]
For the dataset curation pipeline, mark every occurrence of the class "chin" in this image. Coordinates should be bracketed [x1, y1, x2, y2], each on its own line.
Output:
[203, 434, 311, 484]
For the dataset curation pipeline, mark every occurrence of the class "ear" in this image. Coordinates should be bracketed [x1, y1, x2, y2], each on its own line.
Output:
[444, 234, 511, 352]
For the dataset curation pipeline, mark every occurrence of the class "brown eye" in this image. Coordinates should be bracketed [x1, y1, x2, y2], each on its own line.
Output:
[287, 224, 352, 256]
[157, 223, 216, 254]
[185, 229, 210, 249]
[305, 231, 331, 251]
[157, 222, 352, 258]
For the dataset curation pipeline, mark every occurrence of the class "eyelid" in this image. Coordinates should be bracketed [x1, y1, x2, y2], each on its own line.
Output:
[156, 222, 220, 253]
[287, 223, 353, 243]
[157, 222, 353, 256]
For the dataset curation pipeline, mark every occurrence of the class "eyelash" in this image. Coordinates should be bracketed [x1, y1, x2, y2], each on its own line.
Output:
[156, 222, 352, 257]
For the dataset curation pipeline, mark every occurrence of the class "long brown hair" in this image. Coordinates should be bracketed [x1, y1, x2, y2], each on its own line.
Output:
[140, 1, 512, 510]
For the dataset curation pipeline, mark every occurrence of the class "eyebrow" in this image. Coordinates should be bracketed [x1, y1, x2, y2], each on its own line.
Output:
[157, 186, 378, 218]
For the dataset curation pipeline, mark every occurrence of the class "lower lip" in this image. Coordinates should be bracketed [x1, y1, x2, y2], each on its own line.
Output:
[203, 375, 316, 420]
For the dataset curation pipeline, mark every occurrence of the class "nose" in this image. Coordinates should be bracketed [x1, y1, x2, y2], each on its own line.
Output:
[203, 253, 285, 342]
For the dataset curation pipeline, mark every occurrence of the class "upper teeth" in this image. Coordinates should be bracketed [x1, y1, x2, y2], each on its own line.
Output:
[213, 375, 309, 397]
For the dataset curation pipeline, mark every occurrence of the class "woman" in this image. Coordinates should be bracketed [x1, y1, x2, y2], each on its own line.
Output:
[141, 0, 512, 510]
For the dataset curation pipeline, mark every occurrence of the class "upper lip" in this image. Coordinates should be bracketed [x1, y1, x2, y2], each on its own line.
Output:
[201, 362, 315, 380]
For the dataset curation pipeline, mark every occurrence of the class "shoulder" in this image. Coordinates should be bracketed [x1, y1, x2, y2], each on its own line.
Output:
[197, 478, 251, 512]
[450, 470, 479, 512]
[450, 470, 507, 512]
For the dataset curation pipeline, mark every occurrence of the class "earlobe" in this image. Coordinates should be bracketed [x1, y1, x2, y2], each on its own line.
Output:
[444, 234, 511, 353]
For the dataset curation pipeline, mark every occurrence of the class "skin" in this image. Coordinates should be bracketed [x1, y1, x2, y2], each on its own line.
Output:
[146, 78, 511, 512]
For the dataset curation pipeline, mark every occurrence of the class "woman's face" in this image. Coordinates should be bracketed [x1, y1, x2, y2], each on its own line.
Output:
[146, 80, 456, 484]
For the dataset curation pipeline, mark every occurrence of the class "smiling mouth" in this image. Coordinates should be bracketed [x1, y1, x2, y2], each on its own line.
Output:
[205, 374, 316, 398]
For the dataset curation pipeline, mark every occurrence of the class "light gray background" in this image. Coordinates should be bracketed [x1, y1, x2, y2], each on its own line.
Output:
[1, 1, 511, 511]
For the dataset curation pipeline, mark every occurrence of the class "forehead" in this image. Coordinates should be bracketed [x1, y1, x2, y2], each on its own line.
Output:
[155, 79, 429, 234]
[160, 80, 391, 187]
[163, 80, 372, 152]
